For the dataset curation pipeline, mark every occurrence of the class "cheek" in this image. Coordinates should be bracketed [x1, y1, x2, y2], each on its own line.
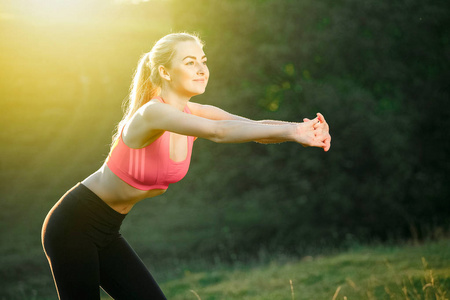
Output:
[172, 70, 190, 86]
[181, 69, 194, 82]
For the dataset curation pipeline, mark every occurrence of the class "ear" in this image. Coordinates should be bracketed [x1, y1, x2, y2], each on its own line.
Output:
[158, 65, 171, 82]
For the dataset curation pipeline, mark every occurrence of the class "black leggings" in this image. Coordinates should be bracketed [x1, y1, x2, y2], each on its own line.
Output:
[41, 183, 167, 300]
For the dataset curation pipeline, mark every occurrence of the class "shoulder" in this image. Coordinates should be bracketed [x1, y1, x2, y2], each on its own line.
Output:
[141, 98, 166, 111]
[139, 99, 179, 121]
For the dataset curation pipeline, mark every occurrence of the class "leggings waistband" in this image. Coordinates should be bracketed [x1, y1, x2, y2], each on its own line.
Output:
[64, 183, 128, 231]
[78, 183, 127, 220]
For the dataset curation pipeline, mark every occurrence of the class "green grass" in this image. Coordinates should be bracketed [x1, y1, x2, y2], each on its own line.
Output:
[151, 240, 449, 300]
[2, 236, 448, 299]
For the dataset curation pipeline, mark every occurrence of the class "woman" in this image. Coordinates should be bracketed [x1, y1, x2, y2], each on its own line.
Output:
[42, 33, 331, 299]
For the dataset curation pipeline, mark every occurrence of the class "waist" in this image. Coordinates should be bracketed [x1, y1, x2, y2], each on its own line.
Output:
[82, 164, 167, 214]
[67, 183, 127, 224]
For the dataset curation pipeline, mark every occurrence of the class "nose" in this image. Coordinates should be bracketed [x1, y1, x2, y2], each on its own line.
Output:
[197, 63, 206, 75]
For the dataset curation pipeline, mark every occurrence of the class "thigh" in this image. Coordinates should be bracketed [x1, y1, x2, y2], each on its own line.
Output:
[42, 196, 102, 299]
[99, 235, 167, 300]
[45, 236, 101, 300]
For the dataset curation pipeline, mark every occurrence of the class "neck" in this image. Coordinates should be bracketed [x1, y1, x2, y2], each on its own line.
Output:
[159, 89, 191, 111]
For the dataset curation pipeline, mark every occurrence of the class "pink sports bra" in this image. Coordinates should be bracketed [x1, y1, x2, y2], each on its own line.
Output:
[106, 98, 195, 190]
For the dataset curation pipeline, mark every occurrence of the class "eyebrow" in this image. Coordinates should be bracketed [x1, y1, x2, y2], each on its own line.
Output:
[182, 55, 207, 61]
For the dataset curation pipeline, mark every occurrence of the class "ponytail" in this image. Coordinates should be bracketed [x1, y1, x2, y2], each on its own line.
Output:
[131, 52, 160, 111]
[113, 53, 157, 143]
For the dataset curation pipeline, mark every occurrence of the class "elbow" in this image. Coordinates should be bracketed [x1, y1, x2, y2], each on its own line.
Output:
[207, 121, 228, 143]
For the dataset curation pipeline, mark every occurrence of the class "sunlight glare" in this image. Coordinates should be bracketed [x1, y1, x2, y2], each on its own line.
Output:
[19, 0, 106, 21]
[115, 0, 150, 4]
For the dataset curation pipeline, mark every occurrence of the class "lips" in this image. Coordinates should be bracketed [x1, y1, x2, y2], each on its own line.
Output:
[193, 78, 207, 83]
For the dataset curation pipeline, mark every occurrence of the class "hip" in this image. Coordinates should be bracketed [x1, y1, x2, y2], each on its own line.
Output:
[41, 183, 127, 249]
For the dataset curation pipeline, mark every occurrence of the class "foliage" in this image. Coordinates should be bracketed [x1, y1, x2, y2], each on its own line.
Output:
[159, 0, 450, 259]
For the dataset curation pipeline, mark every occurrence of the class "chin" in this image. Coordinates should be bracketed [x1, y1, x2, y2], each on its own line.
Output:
[190, 88, 207, 97]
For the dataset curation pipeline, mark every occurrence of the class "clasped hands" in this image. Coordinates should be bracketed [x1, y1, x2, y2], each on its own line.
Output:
[296, 113, 331, 151]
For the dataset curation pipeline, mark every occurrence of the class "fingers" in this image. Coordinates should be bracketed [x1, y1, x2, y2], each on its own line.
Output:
[322, 133, 331, 152]
[312, 140, 327, 149]
[316, 112, 326, 123]
[313, 127, 331, 151]
[304, 113, 326, 124]
[304, 135, 328, 150]
[304, 116, 322, 130]
[303, 116, 319, 123]
[314, 112, 331, 151]
[323, 138, 331, 152]
[301, 113, 331, 151]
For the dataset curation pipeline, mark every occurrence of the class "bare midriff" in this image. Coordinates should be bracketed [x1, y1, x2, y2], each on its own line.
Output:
[82, 164, 167, 214]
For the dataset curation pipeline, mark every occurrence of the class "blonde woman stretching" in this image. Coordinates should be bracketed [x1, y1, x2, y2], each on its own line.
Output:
[41, 33, 331, 299]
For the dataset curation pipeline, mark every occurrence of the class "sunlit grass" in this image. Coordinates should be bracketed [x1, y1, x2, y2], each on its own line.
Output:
[156, 240, 449, 300]
[18, 240, 442, 300]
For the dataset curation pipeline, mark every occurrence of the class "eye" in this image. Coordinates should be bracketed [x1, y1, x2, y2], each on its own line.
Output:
[186, 61, 195, 66]
[202, 60, 208, 65]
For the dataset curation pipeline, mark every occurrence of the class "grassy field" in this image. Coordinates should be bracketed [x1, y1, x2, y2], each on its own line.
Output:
[95, 240, 450, 300]
[157, 240, 449, 300]
[1, 239, 448, 299]
[158, 240, 450, 300]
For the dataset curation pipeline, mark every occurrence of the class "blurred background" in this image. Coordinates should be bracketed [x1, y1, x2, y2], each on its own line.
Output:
[1, 0, 449, 298]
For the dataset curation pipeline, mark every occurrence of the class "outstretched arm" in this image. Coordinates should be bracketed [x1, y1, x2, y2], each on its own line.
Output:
[188, 102, 294, 125]
[188, 102, 331, 150]
[127, 101, 328, 149]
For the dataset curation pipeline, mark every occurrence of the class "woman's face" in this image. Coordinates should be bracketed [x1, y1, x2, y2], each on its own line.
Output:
[165, 40, 209, 98]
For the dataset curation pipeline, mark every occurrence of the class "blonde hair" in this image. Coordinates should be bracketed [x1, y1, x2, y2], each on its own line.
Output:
[112, 32, 204, 143]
